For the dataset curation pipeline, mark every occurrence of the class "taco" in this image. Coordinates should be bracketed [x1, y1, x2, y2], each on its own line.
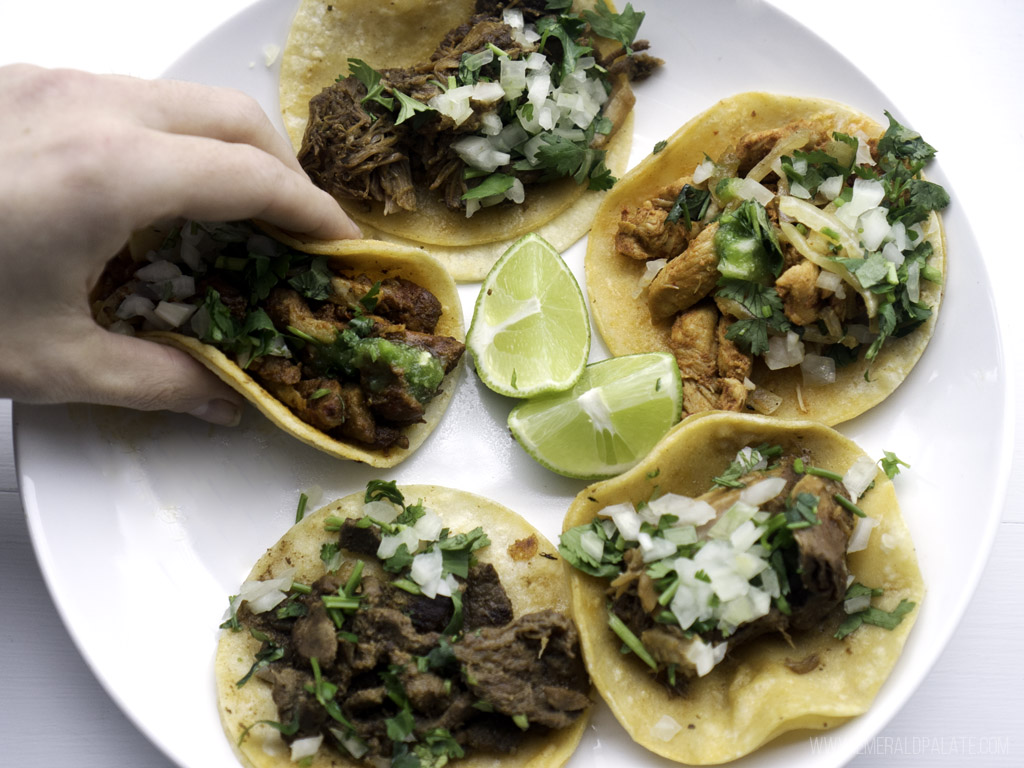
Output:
[585, 92, 948, 425]
[91, 221, 465, 467]
[216, 482, 591, 768]
[559, 411, 923, 763]
[279, 0, 660, 281]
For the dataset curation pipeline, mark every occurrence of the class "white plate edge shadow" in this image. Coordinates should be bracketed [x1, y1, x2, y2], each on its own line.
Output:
[13, 1, 1014, 768]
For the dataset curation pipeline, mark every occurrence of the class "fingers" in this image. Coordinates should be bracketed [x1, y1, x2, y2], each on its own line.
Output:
[49, 324, 245, 426]
[121, 128, 362, 241]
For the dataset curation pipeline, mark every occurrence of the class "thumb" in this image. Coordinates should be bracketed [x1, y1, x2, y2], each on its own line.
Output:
[56, 325, 245, 426]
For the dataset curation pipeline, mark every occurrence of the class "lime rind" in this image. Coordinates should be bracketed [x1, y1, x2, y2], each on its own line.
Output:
[507, 352, 683, 480]
[468, 233, 590, 398]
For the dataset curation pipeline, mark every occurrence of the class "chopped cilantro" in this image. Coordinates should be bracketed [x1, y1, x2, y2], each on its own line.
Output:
[879, 450, 910, 479]
[716, 279, 792, 356]
[666, 184, 711, 229]
[583, 1, 646, 54]
[346, 58, 394, 112]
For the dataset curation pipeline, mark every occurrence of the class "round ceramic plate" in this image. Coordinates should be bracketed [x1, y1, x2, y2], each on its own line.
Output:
[15, 1, 1010, 767]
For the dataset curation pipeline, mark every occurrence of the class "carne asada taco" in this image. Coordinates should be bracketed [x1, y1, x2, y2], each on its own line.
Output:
[216, 482, 591, 768]
[280, 0, 659, 280]
[559, 411, 923, 763]
[586, 92, 948, 425]
[91, 221, 465, 467]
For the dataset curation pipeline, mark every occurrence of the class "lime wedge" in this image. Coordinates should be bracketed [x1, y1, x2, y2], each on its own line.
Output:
[508, 353, 683, 480]
[467, 233, 590, 397]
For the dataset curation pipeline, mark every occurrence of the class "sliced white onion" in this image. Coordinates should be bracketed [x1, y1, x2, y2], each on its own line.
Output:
[735, 177, 775, 206]
[843, 454, 878, 500]
[907, 259, 921, 302]
[745, 129, 811, 183]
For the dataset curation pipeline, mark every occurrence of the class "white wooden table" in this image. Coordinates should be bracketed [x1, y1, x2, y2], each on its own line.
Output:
[2, 1, 1021, 765]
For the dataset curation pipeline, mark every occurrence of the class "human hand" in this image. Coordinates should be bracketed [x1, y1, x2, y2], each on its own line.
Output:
[0, 64, 360, 425]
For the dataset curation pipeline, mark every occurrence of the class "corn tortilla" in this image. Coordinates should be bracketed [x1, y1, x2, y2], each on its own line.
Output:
[563, 412, 923, 764]
[279, 0, 636, 281]
[585, 92, 946, 425]
[216, 485, 589, 768]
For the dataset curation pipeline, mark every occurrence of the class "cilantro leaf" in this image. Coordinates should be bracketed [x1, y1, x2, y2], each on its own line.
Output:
[877, 111, 936, 167]
[583, 1, 646, 54]
[365, 479, 405, 506]
[462, 173, 515, 201]
[558, 522, 622, 579]
[716, 279, 792, 356]
[288, 255, 333, 300]
[879, 450, 910, 479]
[346, 58, 395, 112]
[666, 184, 711, 229]
[394, 89, 433, 125]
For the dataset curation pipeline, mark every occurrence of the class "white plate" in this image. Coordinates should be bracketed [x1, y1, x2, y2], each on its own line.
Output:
[15, 1, 1010, 767]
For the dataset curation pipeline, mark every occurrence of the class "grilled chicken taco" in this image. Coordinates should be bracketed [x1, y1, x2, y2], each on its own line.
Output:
[280, 0, 660, 280]
[217, 482, 590, 768]
[559, 411, 922, 763]
[91, 221, 465, 467]
[586, 92, 947, 425]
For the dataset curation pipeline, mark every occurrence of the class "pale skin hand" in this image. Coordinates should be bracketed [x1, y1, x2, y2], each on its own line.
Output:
[0, 64, 360, 425]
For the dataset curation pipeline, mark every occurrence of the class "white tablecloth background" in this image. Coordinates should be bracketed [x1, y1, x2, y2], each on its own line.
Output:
[2, 1, 1021, 765]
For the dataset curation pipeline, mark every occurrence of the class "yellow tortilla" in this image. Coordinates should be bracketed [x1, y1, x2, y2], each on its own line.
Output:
[119, 231, 465, 469]
[563, 411, 923, 764]
[279, 0, 636, 281]
[216, 485, 589, 768]
[585, 92, 946, 425]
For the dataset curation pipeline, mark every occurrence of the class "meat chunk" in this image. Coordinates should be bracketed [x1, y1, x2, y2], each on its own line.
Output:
[291, 601, 338, 666]
[647, 221, 720, 319]
[775, 260, 823, 326]
[669, 303, 719, 383]
[615, 179, 691, 261]
[717, 315, 753, 381]
[462, 562, 514, 630]
[454, 609, 590, 729]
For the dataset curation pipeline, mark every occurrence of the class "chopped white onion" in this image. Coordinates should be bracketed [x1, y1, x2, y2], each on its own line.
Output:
[843, 455, 878, 500]
[836, 178, 885, 228]
[377, 526, 420, 559]
[452, 135, 510, 172]
[800, 353, 836, 387]
[608, 502, 641, 541]
[136, 260, 182, 282]
[580, 529, 606, 563]
[289, 735, 323, 762]
[907, 259, 921, 302]
[651, 714, 683, 742]
[739, 477, 786, 506]
[638, 531, 679, 563]
[237, 568, 296, 614]
[692, 158, 715, 184]
[362, 498, 400, 523]
[857, 206, 892, 252]
[815, 269, 845, 297]
[764, 331, 805, 370]
[410, 548, 444, 597]
[413, 507, 444, 542]
[647, 493, 717, 526]
[847, 515, 879, 553]
[735, 177, 775, 206]
[819, 174, 844, 200]
[748, 385, 782, 415]
[844, 594, 873, 614]
[153, 300, 197, 329]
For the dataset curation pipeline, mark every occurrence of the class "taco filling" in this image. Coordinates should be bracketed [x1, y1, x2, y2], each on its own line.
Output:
[298, 0, 659, 219]
[601, 103, 947, 420]
[219, 482, 590, 767]
[560, 441, 915, 694]
[92, 221, 464, 452]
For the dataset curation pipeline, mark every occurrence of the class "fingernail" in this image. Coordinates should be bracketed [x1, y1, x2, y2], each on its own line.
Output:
[188, 398, 242, 427]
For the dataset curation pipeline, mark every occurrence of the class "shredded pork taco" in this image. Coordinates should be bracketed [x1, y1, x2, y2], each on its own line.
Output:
[91, 222, 465, 467]
[280, 0, 659, 280]
[585, 92, 948, 425]
[216, 482, 590, 768]
[559, 411, 923, 763]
